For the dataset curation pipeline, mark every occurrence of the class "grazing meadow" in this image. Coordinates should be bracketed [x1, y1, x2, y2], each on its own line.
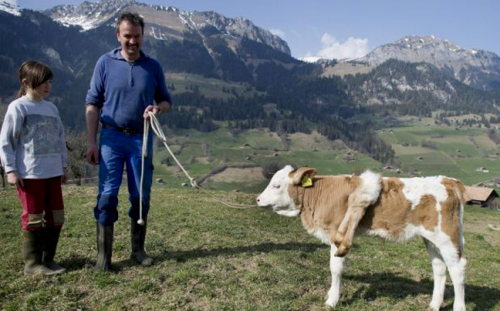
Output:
[0, 184, 499, 311]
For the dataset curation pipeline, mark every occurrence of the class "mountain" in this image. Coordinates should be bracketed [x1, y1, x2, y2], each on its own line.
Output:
[343, 59, 499, 115]
[354, 35, 500, 90]
[44, 0, 290, 54]
[1, 0, 500, 166]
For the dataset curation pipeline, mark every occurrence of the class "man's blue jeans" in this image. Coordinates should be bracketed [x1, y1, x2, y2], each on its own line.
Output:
[94, 128, 154, 226]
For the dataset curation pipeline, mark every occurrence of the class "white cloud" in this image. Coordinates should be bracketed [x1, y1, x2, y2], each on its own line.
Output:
[269, 28, 285, 39]
[301, 33, 370, 62]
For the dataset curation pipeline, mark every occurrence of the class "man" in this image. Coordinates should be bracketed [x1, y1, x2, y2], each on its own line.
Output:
[85, 12, 172, 271]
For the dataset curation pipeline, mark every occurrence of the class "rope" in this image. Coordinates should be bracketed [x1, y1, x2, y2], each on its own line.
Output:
[137, 112, 256, 225]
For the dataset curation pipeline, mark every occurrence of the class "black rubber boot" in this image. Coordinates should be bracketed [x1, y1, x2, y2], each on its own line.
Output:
[93, 223, 114, 272]
[130, 219, 154, 266]
[22, 230, 57, 276]
[43, 228, 66, 274]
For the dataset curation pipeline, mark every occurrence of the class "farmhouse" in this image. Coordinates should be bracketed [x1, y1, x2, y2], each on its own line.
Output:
[464, 186, 499, 208]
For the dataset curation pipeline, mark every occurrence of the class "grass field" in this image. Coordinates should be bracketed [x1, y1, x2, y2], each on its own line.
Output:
[148, 116, 500, 195]
[150, 124, 383, 193]
[379, 118, 500, 186]
[1, 185, 499, 311]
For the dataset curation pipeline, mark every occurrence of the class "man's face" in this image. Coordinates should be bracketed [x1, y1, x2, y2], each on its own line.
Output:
[117, 20, 143, 61]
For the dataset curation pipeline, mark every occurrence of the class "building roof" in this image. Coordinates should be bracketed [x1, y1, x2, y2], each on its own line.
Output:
[464, 186, 498, 202]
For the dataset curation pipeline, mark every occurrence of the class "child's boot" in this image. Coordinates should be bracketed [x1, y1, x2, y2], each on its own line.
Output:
[42, 228, 66, 274]
[22, 230, 57, 276]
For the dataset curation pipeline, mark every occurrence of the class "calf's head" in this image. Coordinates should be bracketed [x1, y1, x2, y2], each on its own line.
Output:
[257, 165, 316, 217]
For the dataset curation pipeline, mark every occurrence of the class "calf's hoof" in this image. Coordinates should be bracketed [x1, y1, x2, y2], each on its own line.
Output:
[333, 233, 344, 248]
[334, 244, 350, 257]
[429, 300, 441, 311]
[325, 296, 339, 307]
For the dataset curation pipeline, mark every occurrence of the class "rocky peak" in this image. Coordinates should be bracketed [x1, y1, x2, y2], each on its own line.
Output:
[0, 0, 20, 16]
[356, 35, 500, 90]
[44, 0, 139, 30]
[43, 0, 289, 55]
[360, 35, 498, 66]
[197, 11, 290, 55]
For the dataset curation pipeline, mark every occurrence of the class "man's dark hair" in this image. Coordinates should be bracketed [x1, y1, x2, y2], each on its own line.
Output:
[116, 12, 144, 34]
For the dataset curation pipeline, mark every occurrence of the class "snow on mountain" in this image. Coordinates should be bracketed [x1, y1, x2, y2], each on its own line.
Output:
[43, 0, 290, 54]
[43, 0, 135, 31]
[0, 0, 20, 16]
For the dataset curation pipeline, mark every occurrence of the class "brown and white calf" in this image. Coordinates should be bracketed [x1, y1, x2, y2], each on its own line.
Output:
[256, 165, 467, 311]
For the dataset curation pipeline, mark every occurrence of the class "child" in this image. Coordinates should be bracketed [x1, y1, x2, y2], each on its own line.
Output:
[0, 60, 68, 276]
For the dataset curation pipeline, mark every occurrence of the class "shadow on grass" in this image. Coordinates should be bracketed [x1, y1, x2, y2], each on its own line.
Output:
[157, 242, 328, 262]
[68, 242, 328, 271]
[344, 272, 500, 311]
[59, 254, 92, 271]
[60, 254, 127, 273]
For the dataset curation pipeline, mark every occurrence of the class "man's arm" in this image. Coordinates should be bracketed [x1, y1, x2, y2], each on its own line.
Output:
[156, 100, 171, 115]
[85, 104, 101, 165]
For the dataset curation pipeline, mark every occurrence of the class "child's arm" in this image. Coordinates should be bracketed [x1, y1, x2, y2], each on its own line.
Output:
[0, 105, 23, 181]
[61, 168, 68, 183]
[7, 171, 24, 187]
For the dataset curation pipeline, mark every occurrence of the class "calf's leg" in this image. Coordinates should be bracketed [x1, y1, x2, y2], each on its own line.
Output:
[334, 195, 370, 257]
[424, 239, 446, 311]
[432, 237, 467, 311]
[326, 245, 345, 307]
[445, 255, 466, 311]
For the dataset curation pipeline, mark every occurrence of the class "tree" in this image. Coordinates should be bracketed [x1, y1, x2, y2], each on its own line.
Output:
[65, 130, 89, 186]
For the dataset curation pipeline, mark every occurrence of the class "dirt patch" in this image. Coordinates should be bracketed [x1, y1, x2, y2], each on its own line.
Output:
[197, 157, 211, 164]
[206, 167, 264, 183]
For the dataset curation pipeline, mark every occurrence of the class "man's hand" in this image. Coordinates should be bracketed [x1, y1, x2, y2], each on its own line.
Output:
[86, 142, 99, 165]
[7, 171, 24, 188]
[144, 102, 170, 119]
[143, 105, 159, 119]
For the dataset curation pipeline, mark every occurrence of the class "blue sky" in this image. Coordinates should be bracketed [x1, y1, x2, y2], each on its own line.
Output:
[14, 0, 500, 60]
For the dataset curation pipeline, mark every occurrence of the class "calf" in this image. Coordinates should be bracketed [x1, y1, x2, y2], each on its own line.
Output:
[256, 165, 467, 311]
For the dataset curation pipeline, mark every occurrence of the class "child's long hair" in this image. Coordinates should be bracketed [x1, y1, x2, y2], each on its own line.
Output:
[17, 60, 53, 98]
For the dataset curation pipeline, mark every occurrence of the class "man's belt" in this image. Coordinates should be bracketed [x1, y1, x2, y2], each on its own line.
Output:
[101, 123, 141, 135]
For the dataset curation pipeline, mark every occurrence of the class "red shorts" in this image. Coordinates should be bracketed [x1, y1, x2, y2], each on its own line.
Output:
[16, 177, 65, 231]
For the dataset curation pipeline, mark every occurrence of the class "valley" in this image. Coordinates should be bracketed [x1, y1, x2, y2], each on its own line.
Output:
[152, 114, 500, 193]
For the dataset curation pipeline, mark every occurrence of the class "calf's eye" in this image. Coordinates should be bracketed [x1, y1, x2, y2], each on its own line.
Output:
[273, 184, 281, 189]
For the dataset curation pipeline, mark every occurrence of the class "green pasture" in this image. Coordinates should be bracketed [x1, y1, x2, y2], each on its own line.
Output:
[166, 73, 261, 99]
[381, 119, 500, 186]
[150, 123, 387, 191]
[1, 185, 499, 311]
[147, 114, 500, 191]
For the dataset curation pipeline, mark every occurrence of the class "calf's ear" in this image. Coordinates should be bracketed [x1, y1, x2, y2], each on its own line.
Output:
[290, 167, 317, 185]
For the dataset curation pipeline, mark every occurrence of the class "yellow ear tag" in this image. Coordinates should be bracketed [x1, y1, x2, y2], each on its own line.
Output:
[301, 176, 313, 188]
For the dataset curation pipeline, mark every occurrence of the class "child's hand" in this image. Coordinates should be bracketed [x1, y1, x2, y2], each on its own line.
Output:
[7, 171, 24, 188]
[62, 168, 68, 183]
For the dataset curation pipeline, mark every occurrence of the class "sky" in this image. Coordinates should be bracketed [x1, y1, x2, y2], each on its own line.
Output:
[13, 0, 500, 61]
